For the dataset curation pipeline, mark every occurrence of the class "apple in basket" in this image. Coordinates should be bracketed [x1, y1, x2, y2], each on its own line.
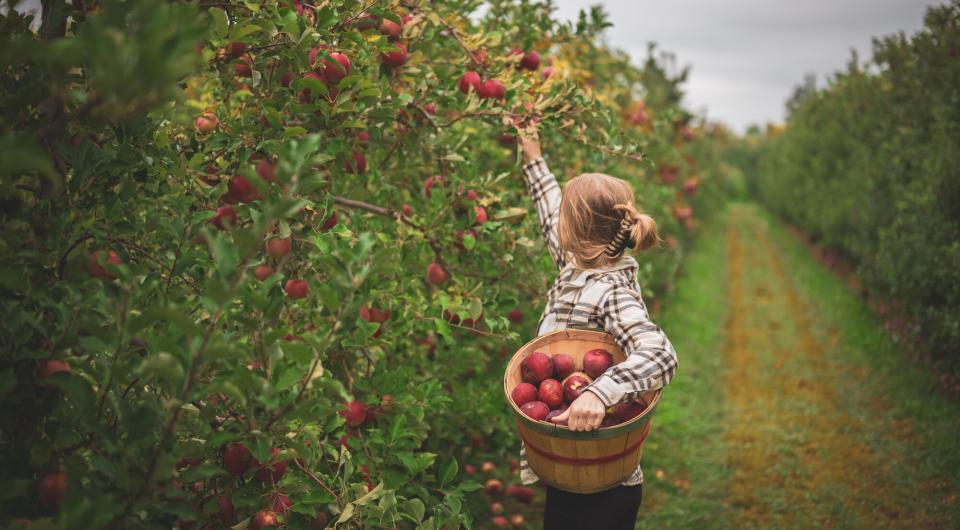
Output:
[544, 405, 567, 424]
[609, 399, 647, 424]
[511, 382, 538, 407]
[520, 352, 553, 384]
[583, 348, 614, 379]
[519, 401, 550, 421]
[538, 379, 563, 409]
[562, 372, 593, 403]
[552, 353, 576, 379]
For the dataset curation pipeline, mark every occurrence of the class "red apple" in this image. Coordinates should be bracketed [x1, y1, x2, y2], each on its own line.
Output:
[658, 164, 679, 183]
[279, 71, 294, 87]
[477, 79, 505, 99]
[484, 478, 503, 495]
[228, 175, 261, 203]
[226, 42, 247, 59]
[520, 51, 540, 70]
[308, 45, 330, 67]
[464, 464, 476, 475]
[235, 56, 253, 78]
[271, 493, 292, 514]
[253, 447, 286, 483]
[284, 279, 308, 299]
[401, 204, 413, 217]
[458, 71, 482, 94]
[423, 102, 437, 115]
[545, 406, 567, 424]
[37, 359, 70, 379]
[583, 348, 614, 379]
[222, 443, 251, 476]
[562, 372, 593, 403]
[379, 17, 403, 39]
[426, 262, 448, 285]
[541, 66, 554, 79]
[507, 308, 523, 324]
[345, 151, 366, 174]
[481, 461, 495, 473]
[520, 352, 553, 384]
[360, 306, 390, 323]
[510, 382, 538, 408]
[218, 494, 236, 523]
[498, 133, 516, 147]
[319, 52, 351, 85]
[492, 516, 508, 528]
[339, 400, 368, 427]
[321, 211, 338, 231]
[356, 130, 370, 143]
[212, 206, 237, 230]
[381, 43, 407, 68]
[194, 112, 218, 133]
[609, 399, 647, 425]
[257, 159, 277, 182]
[249, 510, 278, 530]
[538, 379, 563, 409]
[38, 472, 66, 509]
[683, 176, 700, 195]
[491, 501, 504, 514]
[519, 400, 549, 421]
[552, 353, 576, 379]
[474, 206, 488, 225]
[423, 174, 444, 197]
[87, 250, 122, 279]
[510, 514, 526, 527]
[266, 238, 291, 260]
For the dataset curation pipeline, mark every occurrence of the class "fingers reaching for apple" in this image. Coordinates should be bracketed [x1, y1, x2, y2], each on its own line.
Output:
[517, 124, 542, 163]
[551, 390, 605, 431]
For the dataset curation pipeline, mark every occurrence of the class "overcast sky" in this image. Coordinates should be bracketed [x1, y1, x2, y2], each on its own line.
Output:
[549, 0, 938, 131]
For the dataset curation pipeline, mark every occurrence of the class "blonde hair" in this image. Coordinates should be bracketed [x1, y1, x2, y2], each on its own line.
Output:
[557, 173, 659, 269]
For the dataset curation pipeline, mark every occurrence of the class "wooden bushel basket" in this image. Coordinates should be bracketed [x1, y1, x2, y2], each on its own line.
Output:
[503, 329, 661, 494]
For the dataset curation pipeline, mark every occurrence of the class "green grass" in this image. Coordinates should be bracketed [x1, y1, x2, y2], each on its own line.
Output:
[635, 202, 960, 529]
[756, 206, 960, 517]
[636, 207, 734, 529]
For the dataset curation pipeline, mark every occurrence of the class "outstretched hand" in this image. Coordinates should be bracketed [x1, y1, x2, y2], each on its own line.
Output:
[514, 116, 542, 163]
[551, 390, 606, 431]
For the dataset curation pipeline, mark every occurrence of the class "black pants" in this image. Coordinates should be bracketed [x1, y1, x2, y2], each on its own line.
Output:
[543, 483, 643, 530]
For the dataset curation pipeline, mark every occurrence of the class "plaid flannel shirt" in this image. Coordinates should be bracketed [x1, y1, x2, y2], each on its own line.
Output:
[518, 157, 679, 487]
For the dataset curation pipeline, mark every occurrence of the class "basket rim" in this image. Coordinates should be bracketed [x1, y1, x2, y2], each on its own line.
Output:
[503, 329, 661, 439]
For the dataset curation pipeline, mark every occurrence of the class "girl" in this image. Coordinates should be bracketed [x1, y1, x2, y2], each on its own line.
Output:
[516, 125, 679, 530]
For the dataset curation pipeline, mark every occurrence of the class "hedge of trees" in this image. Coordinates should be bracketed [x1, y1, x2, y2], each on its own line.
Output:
[746, 1, 960, 363]
[0, 1, 732, 528]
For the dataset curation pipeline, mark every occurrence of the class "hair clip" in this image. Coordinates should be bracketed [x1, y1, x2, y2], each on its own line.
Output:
[604, 217, 635, 257]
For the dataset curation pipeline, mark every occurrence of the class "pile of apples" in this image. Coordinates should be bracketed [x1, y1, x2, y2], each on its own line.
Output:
[511, 349, 647, 427]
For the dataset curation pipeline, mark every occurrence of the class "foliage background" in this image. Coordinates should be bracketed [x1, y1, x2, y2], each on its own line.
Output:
[735, 1, 960, 366]
[0, 0, 734, 528]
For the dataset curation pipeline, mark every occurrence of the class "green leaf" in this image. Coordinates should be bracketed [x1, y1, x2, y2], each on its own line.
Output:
[229, 24, 262, 40]
[401, 498, 425, 522]
[129, 307, 203, 337]
[336, 503, 355, 524]
[441, 459, 458, 486]
[0, 368, 16, 399]
[210, 8, 228, 38]
[209, 233, 239, 278]
[458, 480, 483, 492]
[284, 126, 308, 138]
[138, 352, 185, 388]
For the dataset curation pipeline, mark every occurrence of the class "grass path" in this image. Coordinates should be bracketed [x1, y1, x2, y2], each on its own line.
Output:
[636, 202, 960, 529]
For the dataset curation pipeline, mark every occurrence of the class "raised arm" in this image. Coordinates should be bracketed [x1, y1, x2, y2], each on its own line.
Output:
[519, 129, 566, 269]
[586, 285, 679, 407]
